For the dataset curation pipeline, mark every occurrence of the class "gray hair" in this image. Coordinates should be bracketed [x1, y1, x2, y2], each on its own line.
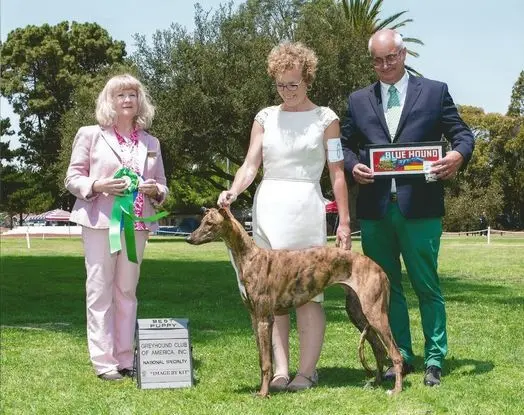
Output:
[368, 31, 405, 54]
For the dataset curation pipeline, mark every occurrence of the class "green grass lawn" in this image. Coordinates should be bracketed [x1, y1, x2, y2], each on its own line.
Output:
[1, 235, 523, 414]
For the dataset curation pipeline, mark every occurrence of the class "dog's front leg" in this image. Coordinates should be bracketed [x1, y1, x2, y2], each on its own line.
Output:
[251, 313, 274, 397]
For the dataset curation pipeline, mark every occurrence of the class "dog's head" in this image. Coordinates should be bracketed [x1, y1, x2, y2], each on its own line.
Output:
[186, 207, 232, 245]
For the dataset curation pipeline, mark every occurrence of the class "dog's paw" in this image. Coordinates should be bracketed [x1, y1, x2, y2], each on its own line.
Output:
[386, 388, 402, 396]
[254, 391, 271, 398]
[363, 380, 377, 389]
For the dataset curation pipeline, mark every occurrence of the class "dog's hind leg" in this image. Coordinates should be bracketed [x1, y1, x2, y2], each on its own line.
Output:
[251, 314, 274, 397]
[362, 306, 403, 395]
[345, 289, 388, 381]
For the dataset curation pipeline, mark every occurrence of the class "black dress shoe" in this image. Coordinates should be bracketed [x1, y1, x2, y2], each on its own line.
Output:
[382, 363, 415, 381]
[98, 370, 124, 381]
[424, 365, 441, 386]
[118, 368, 136, 378]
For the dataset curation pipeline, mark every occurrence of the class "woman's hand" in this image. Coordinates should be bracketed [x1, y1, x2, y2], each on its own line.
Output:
[335, 223, 352, 250]
[217, 190, 237, 208]
[92, 178, 127, 196]
[139, 179, 160, 198]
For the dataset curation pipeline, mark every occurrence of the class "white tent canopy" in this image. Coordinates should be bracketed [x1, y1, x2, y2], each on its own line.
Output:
[25, 209, 71, 223]
[44, 209, 71, 222]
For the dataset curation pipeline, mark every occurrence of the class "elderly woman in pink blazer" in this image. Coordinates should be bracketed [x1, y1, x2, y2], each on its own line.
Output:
[65, 74, 168, 381]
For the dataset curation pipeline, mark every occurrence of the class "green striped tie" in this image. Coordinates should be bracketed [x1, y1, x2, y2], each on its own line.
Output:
[386, 85, 401, 139]
[387, 85, 400, 109]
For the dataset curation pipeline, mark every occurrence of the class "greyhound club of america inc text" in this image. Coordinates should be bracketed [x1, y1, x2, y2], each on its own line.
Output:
[140, 341, 189, 356]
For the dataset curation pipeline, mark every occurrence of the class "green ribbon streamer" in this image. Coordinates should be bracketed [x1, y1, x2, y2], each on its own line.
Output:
[109, 167, 168, 263]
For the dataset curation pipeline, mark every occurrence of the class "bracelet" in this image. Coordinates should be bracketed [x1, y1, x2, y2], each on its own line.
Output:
[91, 180, 99, 194]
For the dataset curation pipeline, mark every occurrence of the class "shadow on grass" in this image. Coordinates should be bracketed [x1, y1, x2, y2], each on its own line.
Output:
[0, 255, 251, 343]
[147, 237, 191, 244]
[232, 365, 374, 394]
[441, 276, 524, 307]
[232, 355, 495, 395]
[444, 356, 494, 376]
[321, 272, 521, 325]
[407, 355, 494, 377]
[232, 365, 413, 394]
[0, 252, 502, 395]
[1, 254, 520, 349]
[317, 366, 394, 389]
[308, 358, 493, 392]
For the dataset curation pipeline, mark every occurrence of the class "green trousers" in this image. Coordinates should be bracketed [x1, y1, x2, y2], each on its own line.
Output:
[360, 201, 447, 369]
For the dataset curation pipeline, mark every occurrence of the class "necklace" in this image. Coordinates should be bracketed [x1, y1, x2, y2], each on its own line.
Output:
[113, 126, 140, 173]
[114, 126, 138, 145]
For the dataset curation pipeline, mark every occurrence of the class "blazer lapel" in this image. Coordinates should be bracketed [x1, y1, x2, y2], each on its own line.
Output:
[394, 75, 422, 142]
[99, 126, 122, 161]
[137, 130, 149, 176]
[367, 82, 390, 141]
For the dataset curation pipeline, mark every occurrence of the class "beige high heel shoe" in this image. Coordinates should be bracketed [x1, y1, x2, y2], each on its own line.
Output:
[286, 371, 318, 392]
[269, 374, 290, 392]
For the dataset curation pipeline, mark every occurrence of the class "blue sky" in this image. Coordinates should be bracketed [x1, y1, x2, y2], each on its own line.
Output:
[1, 0, 523, 147]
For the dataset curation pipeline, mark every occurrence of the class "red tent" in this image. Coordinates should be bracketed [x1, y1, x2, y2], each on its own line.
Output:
[325, 200, 338, 213]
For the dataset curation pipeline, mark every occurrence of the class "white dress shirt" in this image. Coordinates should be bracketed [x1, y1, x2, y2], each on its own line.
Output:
[380, 70, 409, 114]
[380, 70, 409, 193]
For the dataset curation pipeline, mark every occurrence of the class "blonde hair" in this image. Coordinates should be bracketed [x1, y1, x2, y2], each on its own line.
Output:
[95, 74, 155, 129]
[267, 42, 318, 85]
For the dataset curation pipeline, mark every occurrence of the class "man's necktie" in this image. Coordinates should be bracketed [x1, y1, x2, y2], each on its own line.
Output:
[386, 85, 401, 140]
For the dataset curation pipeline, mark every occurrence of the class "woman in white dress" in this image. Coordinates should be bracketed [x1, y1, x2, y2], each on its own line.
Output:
[217, 42, 351, 391]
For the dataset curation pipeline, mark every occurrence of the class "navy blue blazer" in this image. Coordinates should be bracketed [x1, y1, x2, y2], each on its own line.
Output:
[342, 75, 475, 220]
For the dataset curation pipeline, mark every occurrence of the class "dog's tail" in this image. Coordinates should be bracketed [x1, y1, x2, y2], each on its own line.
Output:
[358, 325, 375, 376]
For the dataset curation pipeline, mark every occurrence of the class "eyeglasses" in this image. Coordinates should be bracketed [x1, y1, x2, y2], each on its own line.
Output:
[276, 79, 303, 91]
[371, 50, 403, 68]
[114, 92, 138, 100]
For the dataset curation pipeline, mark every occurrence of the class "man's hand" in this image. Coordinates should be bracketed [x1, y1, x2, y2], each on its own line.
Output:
[352, 163, 374, 184]
[431, 150, 464, 180]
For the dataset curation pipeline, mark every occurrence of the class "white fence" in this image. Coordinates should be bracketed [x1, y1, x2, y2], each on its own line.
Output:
[442, 227, 524, 244]
[3, 225, 523, 250]
[1, 225, 82, 249]
[2, 225, 82, 237]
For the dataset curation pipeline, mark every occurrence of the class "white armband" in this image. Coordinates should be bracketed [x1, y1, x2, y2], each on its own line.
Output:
[327, 138, 344, 162]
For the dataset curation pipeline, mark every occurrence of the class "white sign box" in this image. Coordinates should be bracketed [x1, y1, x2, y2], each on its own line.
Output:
[135, 318, 193, 389]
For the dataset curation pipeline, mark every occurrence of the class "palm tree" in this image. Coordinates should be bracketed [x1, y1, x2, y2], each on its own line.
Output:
[341, 0, 424, 75]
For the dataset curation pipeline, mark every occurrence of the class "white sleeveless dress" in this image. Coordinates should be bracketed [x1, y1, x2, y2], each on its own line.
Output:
[253, 105, 339, 252]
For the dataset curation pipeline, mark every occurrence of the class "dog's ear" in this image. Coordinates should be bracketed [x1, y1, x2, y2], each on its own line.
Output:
[218, 207, 233, 220]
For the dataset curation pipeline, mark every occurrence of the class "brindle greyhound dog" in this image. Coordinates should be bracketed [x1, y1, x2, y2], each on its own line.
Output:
[186, 208, 403, 397]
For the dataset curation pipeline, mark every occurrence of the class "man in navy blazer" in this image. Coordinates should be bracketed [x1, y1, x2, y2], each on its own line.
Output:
[342, 29, 474, 387]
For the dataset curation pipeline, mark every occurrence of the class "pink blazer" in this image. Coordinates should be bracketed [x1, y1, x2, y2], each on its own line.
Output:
[65, 125, 169, 230]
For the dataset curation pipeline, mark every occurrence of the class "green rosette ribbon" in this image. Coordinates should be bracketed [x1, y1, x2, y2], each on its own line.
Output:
[109, 167, 168, 263]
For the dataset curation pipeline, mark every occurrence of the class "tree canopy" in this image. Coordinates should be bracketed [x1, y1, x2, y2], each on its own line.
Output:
[2, 1, 522, 230]
[507, 70, 524, 117]
[340, 0, 424, 75]
[0, 21, 126, 207]
[445, 104, 524, 230]
[131, 0, 375, 210]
